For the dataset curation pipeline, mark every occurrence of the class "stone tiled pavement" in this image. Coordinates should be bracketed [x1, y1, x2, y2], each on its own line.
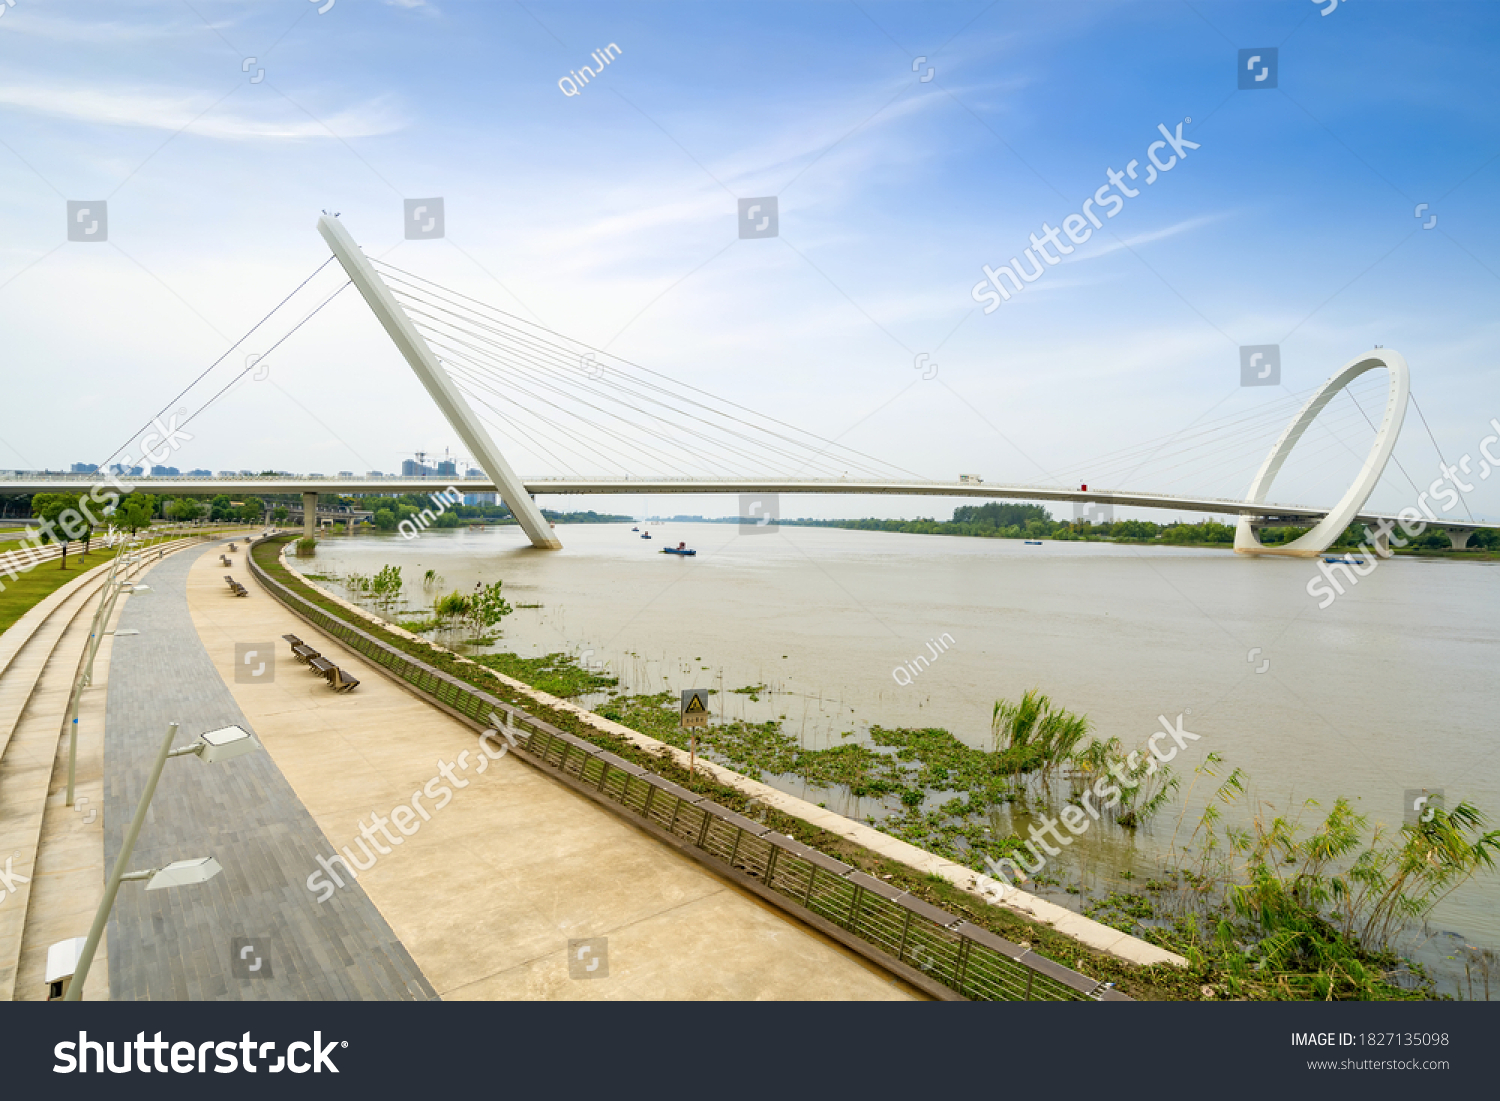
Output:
[104, 543, 436, 1000]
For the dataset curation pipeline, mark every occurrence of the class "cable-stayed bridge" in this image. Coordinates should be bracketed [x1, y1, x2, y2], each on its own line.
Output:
[6, 216, 1496, 556]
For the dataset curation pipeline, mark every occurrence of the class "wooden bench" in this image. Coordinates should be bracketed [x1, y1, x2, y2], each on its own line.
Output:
[281, 634, 303, 652]
[303, 654, 360, 692]
[291, 643, 319, 664]
[219, 555, 231, 567]
[223, 575, 248, 597]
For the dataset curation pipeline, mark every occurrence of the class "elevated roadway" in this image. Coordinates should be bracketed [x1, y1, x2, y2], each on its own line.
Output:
[2, 475, 1495, 539]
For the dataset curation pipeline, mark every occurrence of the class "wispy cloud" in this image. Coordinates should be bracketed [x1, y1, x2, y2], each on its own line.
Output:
[1080, 213, 1230, 261]
[0, 82, 407, 139]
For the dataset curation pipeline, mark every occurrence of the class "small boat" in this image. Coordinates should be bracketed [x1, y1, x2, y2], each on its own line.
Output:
[631, 526, 639, 531]
[663, 542, 696, 556]
[641, 532, 652, 540]
[1323, 556, 1365, 565]
[1024, 540, 1043, 545]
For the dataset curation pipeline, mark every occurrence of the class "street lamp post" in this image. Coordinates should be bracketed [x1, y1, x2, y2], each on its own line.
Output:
[66, 561, 151, 807]
[63, 723, 258, 1001]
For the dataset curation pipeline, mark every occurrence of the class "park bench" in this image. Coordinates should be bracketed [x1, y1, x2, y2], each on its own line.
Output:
[223, 575, 248, 597]
[305, 654, 360, 692]
[291, 643, 319, 664]
[281, 634, 303, 652]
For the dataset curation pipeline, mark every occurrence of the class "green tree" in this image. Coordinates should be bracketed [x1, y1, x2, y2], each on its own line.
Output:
[469, 580, 513, 636]
[30, 491, 97, 568]
[372, 509, 396, 531]
[116, 493, 156, 535]
[166, 497, 205, 522]
[238, 496, 265, 523]
[272, 506, 289, 523]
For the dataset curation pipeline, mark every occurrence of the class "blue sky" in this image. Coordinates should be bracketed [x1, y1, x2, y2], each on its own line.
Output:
[2, 0, 1497, 522]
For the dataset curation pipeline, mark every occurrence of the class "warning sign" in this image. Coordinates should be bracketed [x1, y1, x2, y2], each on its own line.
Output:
[681, 689, 709, 729]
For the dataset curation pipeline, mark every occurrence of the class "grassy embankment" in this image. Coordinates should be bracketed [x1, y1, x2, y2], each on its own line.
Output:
[0, 545, 121, 636]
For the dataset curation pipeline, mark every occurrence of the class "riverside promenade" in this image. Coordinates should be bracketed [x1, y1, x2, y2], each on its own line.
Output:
[157, 541, 915, 1000]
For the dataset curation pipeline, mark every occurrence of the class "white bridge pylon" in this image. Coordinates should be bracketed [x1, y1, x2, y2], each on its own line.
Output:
[1234, 349, 1410, 558]
[317, 215, 563, 550]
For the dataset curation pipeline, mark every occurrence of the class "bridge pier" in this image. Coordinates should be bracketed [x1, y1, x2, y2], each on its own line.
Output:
[1360, 522, 1395, 558]
[1446, 529, 1473, 550]
[302, 492, 318, 540]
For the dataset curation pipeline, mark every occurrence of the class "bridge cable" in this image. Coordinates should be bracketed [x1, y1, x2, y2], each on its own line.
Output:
[1408, 392, 1475, 522]
[90, 256, 337, 475]
[171, 281, 352, 441]
[399, 296, 892, 478]
[424, 325, 796, 476]
[390, 282, 904, 478]
[373, 259, 924, 481]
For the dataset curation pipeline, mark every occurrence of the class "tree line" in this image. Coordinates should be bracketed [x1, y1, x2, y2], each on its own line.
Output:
[777, 501, 1500, 550]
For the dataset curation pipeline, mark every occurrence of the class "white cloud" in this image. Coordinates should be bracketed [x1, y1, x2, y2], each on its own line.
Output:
[0, 81, 407, 140]
[1080, 213, 1229, 260]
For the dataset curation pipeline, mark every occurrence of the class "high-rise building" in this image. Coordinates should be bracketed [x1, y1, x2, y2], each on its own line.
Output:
[150, 465, 180, 476]
[71, 462, 97, 473]
[436, 460, 457, 477]
[401, 459, 433, 477]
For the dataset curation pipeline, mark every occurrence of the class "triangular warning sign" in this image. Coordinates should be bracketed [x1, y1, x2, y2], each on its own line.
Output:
[684, 694, 707, 713]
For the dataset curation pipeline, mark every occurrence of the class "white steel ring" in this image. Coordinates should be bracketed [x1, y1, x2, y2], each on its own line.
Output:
[1234, 349, 1409, 557]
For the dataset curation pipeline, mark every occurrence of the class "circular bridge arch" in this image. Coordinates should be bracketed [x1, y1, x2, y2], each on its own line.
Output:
[1234, 349, 1410, 558]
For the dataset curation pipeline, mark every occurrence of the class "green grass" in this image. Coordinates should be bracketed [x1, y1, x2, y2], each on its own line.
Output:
[0, 546, 120, 636]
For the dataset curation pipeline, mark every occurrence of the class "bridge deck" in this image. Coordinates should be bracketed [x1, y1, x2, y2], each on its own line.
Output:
[3, 476, 1493, 530]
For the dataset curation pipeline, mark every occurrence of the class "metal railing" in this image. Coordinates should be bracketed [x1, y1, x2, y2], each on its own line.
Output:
[247, 545, 1130, 1002]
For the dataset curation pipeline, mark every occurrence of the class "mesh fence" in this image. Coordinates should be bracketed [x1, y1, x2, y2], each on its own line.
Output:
[249, 548, 1129, 1002]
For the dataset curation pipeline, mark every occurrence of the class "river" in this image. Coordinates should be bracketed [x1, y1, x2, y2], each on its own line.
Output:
[286, 521, 1500, 994]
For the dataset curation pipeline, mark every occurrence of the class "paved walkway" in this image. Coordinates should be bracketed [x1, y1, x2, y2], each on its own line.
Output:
[104, 544, 434, 1000]
[188, 546, 914, 1000]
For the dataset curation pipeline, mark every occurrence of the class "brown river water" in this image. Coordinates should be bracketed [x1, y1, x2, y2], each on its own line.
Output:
[287, 521, 1500, 994]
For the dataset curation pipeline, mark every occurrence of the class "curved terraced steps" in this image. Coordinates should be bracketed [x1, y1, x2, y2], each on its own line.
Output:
[0, 538, 208, 1000]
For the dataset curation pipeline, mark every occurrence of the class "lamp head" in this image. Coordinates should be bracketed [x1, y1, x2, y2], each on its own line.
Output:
[145, 857, 223, 890]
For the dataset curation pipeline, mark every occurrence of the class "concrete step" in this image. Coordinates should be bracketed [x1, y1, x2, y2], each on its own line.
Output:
[0, 538, 211, 1000]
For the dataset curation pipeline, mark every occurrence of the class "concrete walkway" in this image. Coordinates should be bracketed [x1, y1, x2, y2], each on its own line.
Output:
[103, 544, 434, 1000]
[188, 546, 914, 1000]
